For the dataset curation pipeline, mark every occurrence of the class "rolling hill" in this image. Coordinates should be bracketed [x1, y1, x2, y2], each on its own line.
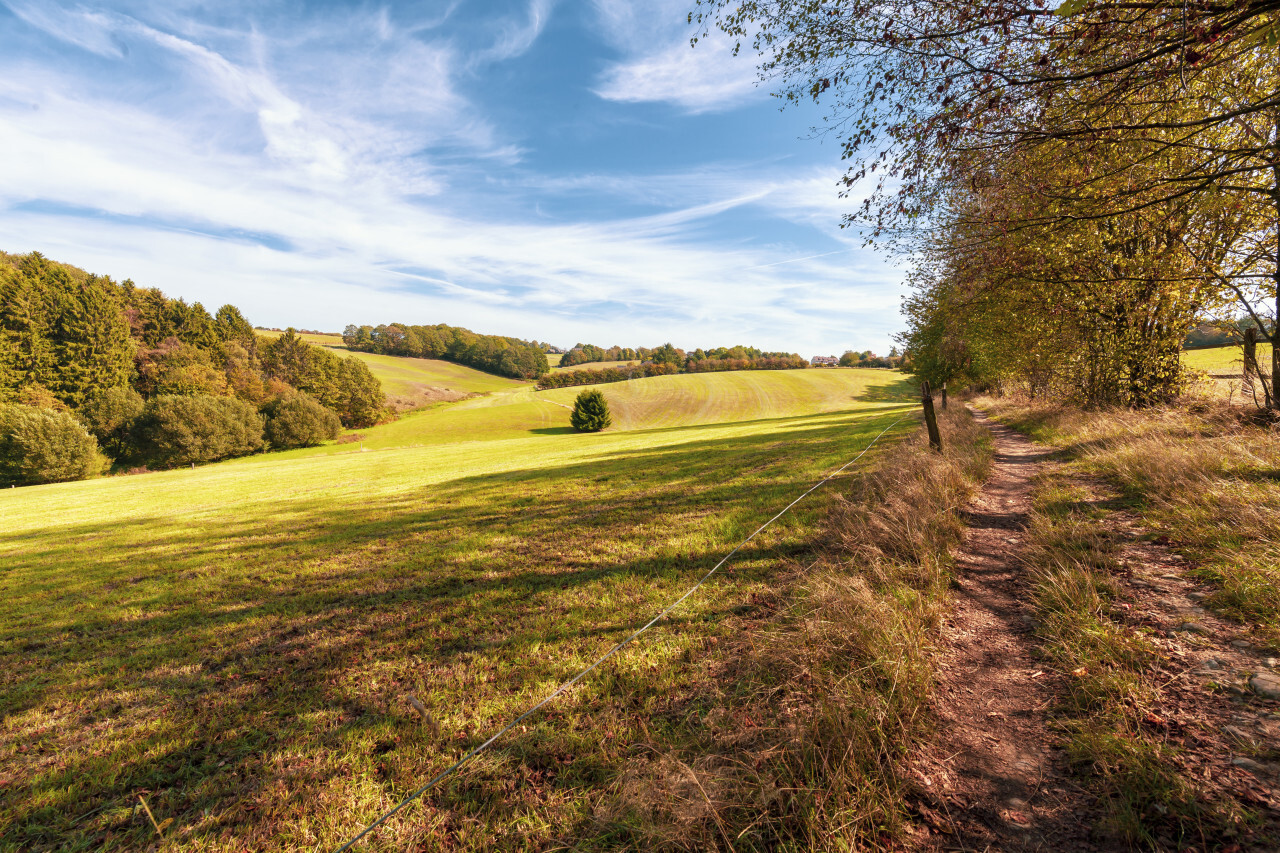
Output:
[1, 362, 917, 851]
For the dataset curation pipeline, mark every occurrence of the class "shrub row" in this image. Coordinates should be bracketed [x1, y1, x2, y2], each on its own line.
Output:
[536, 356, 808, 390]
[1, 391, 342, 486]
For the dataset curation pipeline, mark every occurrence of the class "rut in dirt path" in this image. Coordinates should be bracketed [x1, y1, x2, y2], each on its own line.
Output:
[909, 408, 1106, 852]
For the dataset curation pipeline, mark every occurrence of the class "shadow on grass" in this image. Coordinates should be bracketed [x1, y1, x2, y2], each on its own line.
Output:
[854, 373, 916, 404]
[1, 405, 915, 851]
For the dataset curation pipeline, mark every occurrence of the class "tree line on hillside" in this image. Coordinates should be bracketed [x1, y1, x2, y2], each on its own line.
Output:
[840, 350, 901, 369]
[538, 347, 808, 390]
[701, 0, 1279, 407]
[561, 341, 803, 368]
[342, 323, 549, 379]
[1183, 318, 1276, 351]
[0, 251, 388, 486]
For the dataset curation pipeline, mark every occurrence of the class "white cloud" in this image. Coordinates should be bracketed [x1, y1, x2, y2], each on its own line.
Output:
[0, 2, 903, 355]
[591, 0, 761, 113]
[3, 1, 126, 57]
[472, 0, 555, 65]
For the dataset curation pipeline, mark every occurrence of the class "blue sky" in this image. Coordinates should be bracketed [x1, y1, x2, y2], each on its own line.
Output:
[0, 0, 904, 355]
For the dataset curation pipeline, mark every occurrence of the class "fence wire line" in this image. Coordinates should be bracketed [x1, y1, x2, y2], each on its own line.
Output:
[332, 409, 915, 853]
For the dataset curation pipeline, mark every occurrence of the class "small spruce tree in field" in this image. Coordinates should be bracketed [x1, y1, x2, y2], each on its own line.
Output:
[570, 389, 611, 432]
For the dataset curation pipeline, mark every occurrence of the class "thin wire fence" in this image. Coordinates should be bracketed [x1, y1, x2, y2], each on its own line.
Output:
[332, 409, 915, 852]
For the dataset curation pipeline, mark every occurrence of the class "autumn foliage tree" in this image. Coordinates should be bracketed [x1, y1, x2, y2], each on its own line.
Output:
[697, 0, 1280, 405]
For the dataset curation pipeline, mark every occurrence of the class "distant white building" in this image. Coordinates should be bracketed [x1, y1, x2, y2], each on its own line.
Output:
[811, 355, 839, 367]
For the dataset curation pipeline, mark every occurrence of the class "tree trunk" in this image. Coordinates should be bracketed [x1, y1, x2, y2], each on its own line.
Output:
[1272, 151, 1280, 409]
[921, 381, 943, 452]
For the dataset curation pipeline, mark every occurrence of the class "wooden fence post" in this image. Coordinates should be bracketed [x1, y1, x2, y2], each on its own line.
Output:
[940, 382, 948, 410]
[921, 381, 943, 452]
[1244, 326, 1272, 408]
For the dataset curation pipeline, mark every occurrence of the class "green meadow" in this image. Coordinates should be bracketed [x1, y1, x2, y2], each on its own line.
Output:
[2, 366, 914, 851]
[253, 330, 524, 404]
[1182, 341, 1268, 374]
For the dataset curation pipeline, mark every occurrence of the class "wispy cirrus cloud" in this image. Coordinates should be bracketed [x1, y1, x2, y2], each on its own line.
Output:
[0, 0, 902, 354]
[590, 0, 762, 113]
[472, 0, 556, 65]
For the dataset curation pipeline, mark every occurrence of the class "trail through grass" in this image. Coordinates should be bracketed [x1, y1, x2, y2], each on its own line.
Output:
[2, 369, 914, 851]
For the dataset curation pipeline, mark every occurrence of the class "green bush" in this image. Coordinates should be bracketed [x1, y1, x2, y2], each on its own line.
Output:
[570, 388, 612, 432]
[132, 394, 265, 468]
[78, 386, 144, 457]
[263, 392, 342, 449]
[0, 404, 109, 486]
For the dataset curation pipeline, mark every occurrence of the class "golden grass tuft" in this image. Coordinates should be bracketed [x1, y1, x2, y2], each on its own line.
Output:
[983, 396, 1266, 846]
[593, 405, 993, 851]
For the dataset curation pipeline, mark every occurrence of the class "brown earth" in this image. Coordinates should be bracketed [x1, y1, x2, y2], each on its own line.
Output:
[906, 409, 1103, 851]
[904, 407, 1280, 852]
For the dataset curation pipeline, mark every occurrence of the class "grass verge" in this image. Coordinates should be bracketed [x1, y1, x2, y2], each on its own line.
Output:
[984, 397, 1267, 847]
[587, 404, 993, 850]
[985, 399, 1280, 649]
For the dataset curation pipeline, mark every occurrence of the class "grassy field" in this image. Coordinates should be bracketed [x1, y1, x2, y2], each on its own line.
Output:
[253, 329, 526, 407]
[1, 368, 916, 850]
[255, 329, 347, 349]
[265, 368, 904, 458]
[1182, 342, 1271, 374]
[549, 360, 639, 373]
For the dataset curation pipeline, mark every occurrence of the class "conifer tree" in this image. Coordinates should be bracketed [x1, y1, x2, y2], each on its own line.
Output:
[570, 389, 611, 433]
[51, 275, 132, 409]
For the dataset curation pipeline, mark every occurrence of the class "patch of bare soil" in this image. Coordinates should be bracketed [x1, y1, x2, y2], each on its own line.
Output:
[907, 409, 1101, 851]
[385, 386, 476, 411]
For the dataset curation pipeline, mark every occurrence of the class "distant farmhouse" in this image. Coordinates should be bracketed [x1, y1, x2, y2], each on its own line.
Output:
[811, 355, 839, 367]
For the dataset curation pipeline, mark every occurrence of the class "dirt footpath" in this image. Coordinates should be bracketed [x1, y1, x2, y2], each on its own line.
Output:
[906, 408, 1280, 851]
[907, 409, 1106, 851]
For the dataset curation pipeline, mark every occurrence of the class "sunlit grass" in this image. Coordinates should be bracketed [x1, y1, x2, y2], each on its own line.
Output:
[1182, 342, 1270, 374]
[1, 370, 916, 850]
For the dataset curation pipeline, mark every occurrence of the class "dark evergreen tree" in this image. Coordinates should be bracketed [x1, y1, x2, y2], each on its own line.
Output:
[215, 305, 255, 343]
[261, 328, 312, 387]
[51, 274, 132, 408]
[0, 254, 58, 396]
[570, 389, 612, 432]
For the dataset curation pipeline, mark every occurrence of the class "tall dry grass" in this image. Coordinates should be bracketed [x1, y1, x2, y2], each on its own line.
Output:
[983, 397, 1266, 845]
[985, 397, 1280, 645]
[590, 406, 993, 851]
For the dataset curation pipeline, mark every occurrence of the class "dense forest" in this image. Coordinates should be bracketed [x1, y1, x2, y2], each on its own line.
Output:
[538, 344, 808, 390]
[0, 251, 387, 485]
[560, 341, 803, 368]
[342, 322, 549, 379]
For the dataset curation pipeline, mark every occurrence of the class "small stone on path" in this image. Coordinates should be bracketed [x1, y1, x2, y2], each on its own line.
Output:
[1251, 672, 1280, 700]
[1224, 725, 1255, 744]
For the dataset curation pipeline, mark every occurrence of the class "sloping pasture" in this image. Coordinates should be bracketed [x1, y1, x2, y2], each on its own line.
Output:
[1, 370, 913, 851]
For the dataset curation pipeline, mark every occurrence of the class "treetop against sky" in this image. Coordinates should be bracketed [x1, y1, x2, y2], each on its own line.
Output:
[0, 0, 903, 355]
